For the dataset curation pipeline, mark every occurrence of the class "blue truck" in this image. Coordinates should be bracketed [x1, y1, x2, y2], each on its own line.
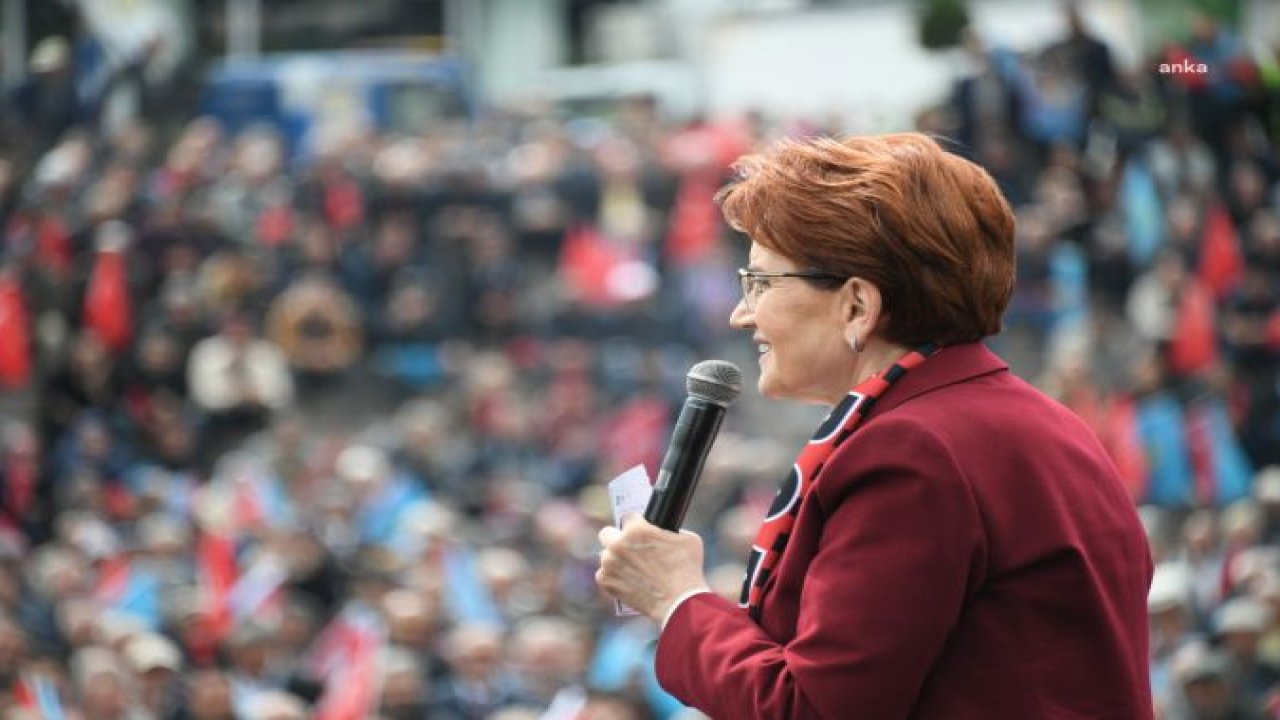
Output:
[200, 50, 473, 157]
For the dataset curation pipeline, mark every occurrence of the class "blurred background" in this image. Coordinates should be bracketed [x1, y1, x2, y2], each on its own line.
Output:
[0, 0, 1279, 718]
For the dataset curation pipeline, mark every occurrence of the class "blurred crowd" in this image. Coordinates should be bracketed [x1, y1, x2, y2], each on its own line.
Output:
[0, 3, 1278, 719]
[944, 7, 1280, 720]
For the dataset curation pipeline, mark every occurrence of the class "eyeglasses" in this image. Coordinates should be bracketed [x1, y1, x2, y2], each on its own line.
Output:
[737, 268, 846, 311]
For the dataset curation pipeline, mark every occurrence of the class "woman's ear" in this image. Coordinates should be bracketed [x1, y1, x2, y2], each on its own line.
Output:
[841, 278, 883, 353]
[842, 277, 884, 329]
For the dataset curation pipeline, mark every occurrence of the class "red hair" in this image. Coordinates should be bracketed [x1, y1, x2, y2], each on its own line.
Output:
[717, 133, 1015, 345]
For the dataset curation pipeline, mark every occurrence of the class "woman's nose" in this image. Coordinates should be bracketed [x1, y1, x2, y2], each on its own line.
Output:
[729, 297, 753, 330]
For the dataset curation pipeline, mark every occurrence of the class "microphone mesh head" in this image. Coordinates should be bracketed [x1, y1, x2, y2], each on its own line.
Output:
[687, 360, 743, 407]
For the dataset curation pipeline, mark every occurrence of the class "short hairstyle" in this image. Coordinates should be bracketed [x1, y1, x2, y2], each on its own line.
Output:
[717, 133, 1016, 346]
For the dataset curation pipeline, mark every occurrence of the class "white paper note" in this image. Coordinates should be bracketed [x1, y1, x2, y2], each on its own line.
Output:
[607, 464, 654, 616]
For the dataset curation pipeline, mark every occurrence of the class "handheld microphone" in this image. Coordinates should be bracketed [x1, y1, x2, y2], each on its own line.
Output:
[644, 360, 743, 531]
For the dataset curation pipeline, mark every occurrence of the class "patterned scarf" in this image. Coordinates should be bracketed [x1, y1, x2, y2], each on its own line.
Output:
[741, 343, 939, 618]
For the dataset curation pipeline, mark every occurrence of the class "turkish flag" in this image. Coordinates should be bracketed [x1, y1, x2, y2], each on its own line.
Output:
[310, 608, 384, 720]
[83, 246, 133, 355]
[1106, 396, 1149, 503]
[1168, 279, 1218, 376]
[0, 269, 32, 388]
[558, 224, 629, 307]
[94, 554, 132, 605]
[35, 216, 72, 276]
[1198, 203, 1244, 299]
[197, 532, 238, 642]
[1185, 401, 1216, 505]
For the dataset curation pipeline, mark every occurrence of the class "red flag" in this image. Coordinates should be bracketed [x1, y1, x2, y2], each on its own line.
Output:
[197, 532, 238, 642]
[1106, 397, 1149, 503]
[662, 120, 749, 267]
[1198, 203, 1244, 298]
[1168, 280, 1218, 376]
[2, 454, 36, 520]
[94, 554, 132, 605]
[1184, 402, 1216, 505]
[313, 632, 378, 720]
[227, 554, 288, 622]
[83, 237, 133, 354]
[35, 215, 72, 277]
[11, 675, 35, 708]
[558, 225, 631, 307]
[310, 608, 384, 720]
[665, 172, 722, 267]
[0, 269, 32, 388]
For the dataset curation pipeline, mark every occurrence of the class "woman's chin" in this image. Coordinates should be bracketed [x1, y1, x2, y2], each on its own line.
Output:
[756, 375, 773, 397]
[757, 374, 786, 401]
[759, 377, 833, 406]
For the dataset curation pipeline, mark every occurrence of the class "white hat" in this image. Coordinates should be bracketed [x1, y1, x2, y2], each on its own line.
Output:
[335, 444, 390, 484]
[1256, 466, 1280, 504]
[244, 691, 307, 720]
[1149, 562, 1191, 613]
[1215, 597, 1272, 635]
[29, 36, 70, 73]
[33, 144, 79, 188]
[1173, 642, 1231, 683]
[70, 518, 120, 561]
[126, 633, 182, 673]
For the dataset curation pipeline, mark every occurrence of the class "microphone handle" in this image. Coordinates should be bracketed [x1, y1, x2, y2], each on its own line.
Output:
[644, 398, 726, 531]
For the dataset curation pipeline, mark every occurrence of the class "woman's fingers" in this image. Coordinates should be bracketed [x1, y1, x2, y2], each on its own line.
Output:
[596, 515, 708, 621]
[598, 524, 621, 547]
[599, 515, 660, 553]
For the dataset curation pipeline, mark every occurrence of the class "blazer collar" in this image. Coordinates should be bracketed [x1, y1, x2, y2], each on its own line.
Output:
[864, 341, 1009, 420]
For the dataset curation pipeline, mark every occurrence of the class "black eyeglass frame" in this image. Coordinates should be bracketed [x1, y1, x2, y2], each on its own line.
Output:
[737, 268, 847, 309]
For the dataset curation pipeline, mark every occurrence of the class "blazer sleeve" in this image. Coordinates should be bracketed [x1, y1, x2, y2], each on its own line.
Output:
[654, 418, 988, 720]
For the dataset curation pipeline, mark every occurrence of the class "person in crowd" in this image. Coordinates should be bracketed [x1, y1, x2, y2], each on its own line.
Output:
[433, 623, 530, 719]
[1214, 597, 1280, 710]
[1164, 642, 1264, 720]
[265, 271, 363, 399]
[9, 37, 83, 157]
[174, 669, 237, 719]
[186, 312, 293, 470]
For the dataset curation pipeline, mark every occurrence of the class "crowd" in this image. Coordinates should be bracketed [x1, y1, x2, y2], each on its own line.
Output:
[0, 3, 1277, 719]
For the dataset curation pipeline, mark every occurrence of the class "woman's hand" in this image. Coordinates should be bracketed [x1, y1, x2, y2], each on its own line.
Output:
[596, 515, 709, 623]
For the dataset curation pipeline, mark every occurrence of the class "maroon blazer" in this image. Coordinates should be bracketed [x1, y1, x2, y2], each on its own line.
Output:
[656, 342, 1154, 719]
